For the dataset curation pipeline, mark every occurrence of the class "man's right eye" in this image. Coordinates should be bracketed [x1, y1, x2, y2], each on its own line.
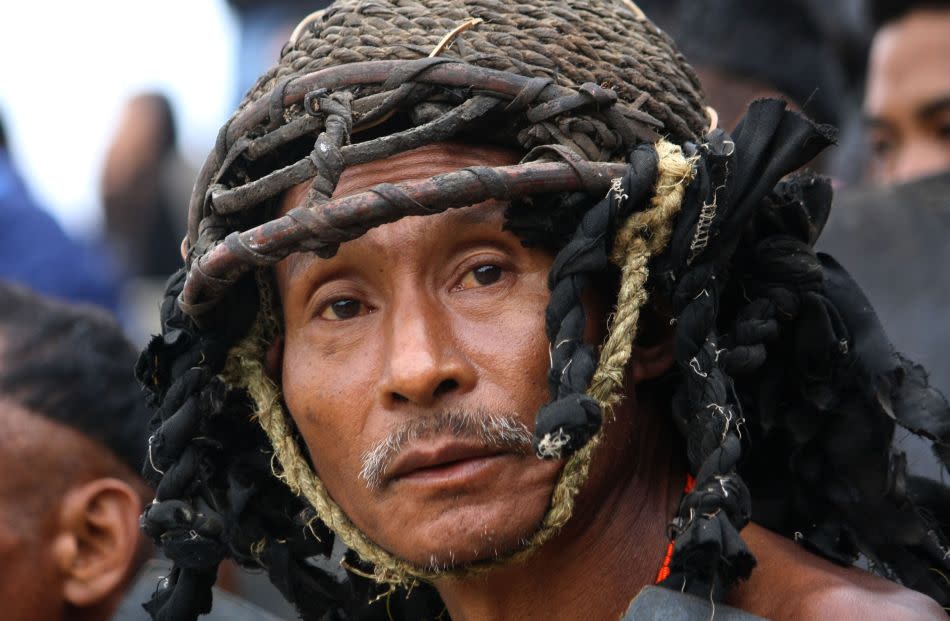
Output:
[869, 135, 894, 158]
[319, 298, 365, 321]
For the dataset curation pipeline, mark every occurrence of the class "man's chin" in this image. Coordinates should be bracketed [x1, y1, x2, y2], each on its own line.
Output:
[406, 532, 537, 574]
[381, 510, 548, 574]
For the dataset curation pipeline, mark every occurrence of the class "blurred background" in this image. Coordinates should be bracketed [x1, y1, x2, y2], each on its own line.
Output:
[1, 0, 948, 618]
[0, 0, 317, 346]
[0, 1, 236, 240]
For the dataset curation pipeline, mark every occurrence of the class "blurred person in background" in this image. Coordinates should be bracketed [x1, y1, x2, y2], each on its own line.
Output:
[818, 0, 950, 478]
[822, 0, 950, 387]
[101, 91, 299, 617]
[863, 0, 950, 184]
[101, 93, 194, 279]
[0, 112, 121, 313]
[100, 93, 198, 345]
[0, 282, 286, 621]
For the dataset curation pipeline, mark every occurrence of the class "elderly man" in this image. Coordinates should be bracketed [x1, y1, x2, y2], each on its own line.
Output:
[864, 0, 950, 184]
[137, 2, 950, 619]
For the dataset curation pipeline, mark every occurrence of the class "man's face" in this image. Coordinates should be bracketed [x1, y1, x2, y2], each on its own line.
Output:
[274, 143, 564, 569]
[864, 9, 950, 184]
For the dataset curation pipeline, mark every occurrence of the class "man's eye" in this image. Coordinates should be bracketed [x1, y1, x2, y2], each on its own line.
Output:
[458, 264, 503, 290]
[319, 298, 364, 321]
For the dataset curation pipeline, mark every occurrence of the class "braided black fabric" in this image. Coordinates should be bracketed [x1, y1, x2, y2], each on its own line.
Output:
[533, 144, 659, 457]
[138, 273, 333, 620]
[652, 100, 950, 601]
[135, 1, 950, 618]
[648, 100, 835, 597]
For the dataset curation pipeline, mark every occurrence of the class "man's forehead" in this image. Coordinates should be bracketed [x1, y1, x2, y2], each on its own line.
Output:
[275, 141, 524, 282]
[869, 11, 950, 89]
[865, 31, 950, 123]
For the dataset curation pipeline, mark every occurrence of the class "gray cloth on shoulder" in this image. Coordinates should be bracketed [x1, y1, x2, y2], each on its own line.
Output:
[622, 585, 768, 620]
[112, 559, 288, 621]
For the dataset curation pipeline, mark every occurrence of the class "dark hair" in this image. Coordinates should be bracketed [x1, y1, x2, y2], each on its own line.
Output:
[663, 0, 847, 125]
[0, 281, 149, 476]
[870, 0, 950, 30]
[125, 92, 178, 156]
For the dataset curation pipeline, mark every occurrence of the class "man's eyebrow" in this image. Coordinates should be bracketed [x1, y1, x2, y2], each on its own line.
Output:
[916, 95, 950, 121]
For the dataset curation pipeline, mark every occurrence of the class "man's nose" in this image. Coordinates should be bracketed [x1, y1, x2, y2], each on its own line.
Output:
[378, 294, 476, 408]
[891, 138, 950, 184]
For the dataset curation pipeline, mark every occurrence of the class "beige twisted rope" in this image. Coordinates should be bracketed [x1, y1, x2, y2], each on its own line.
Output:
[588, 139, 696, 406]
[221, 138, 695, 588]
[514, 138, 696, 550]
[222, 324, 424, 587]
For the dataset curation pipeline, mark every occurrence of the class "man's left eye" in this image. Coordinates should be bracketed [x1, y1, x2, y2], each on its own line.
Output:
[457, 264, 503, 290]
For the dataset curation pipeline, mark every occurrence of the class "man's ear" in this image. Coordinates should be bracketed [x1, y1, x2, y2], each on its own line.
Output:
[630, 298, 675, 384]
[630, 337, 674, 384]
[265, 334, 285, 383]
[52, 478, 143, 609]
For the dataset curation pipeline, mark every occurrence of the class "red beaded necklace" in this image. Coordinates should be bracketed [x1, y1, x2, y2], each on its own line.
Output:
[655, 473, 696, 584]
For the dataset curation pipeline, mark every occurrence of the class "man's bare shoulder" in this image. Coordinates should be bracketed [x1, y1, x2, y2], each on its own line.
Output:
[727, 523, 945, 620]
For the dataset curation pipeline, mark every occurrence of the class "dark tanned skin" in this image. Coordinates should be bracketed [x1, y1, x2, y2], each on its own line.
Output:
[865, 9, 950, 184]
[0, 398, 148, 621]
[270, 143, 944, 620]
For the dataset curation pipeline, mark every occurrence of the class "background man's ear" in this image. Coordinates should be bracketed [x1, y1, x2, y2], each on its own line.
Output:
[54, 478, 143, 610]
[265, 334, 285, 383]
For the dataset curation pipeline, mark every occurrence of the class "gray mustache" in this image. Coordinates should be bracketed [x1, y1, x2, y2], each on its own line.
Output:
[359, 409, 534, 490]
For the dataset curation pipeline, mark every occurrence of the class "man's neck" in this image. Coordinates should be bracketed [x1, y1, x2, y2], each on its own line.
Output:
[434, 395, 684, 621]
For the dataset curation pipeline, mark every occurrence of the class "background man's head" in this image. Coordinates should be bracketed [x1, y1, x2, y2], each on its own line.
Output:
[652, 0, 853, 131]
[864, 0, 950, 184]
[0, 282, 151, 621]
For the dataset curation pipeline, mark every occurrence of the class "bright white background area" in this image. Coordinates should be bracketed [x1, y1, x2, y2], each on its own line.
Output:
[0, 0, 239, 238]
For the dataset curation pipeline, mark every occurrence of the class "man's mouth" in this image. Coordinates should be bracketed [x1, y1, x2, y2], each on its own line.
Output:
[384, 439, 510, 485]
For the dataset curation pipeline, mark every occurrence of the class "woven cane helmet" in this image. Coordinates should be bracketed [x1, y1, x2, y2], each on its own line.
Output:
[137, 1, 950, 619]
